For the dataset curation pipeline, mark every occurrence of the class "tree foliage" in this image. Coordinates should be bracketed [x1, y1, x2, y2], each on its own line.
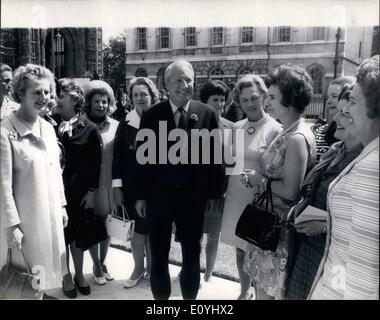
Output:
[103, 33, 126, 95]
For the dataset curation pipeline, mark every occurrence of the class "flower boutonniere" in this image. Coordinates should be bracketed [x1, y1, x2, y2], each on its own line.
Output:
[8, 130, 19, 141]
[190, 113, 198, 123]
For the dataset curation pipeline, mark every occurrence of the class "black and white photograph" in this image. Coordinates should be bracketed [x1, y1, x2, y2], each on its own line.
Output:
[0, 0, 379, 306]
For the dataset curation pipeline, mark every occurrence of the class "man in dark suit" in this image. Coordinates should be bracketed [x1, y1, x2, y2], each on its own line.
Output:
[135, 60, 221, 300]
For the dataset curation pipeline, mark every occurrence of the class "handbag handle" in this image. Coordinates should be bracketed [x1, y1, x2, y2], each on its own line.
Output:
[6, 247, 32, 278]
[110, 204, 132, 222]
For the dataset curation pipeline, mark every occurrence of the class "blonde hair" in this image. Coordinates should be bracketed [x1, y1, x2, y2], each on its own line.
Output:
[12, 64, 56, 103]
[83, 80, 116, 115]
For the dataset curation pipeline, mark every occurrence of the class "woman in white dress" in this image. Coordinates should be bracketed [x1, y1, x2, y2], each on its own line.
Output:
[220, 74, 282, 299]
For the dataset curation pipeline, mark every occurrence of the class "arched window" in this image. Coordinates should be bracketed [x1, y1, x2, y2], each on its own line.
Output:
[208, 67, 224, 80]
[156, 67, 167, 91]
[135, 68, 148, 78]
[308, 65, 325, 94]
[236, 66, 251, 79]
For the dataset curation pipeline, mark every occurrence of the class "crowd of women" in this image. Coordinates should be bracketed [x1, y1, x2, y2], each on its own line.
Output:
[0, 54, 378, 300]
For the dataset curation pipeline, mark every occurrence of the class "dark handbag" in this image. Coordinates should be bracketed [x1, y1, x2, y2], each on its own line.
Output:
[235, 182, 282, 252]
[0, 248, 43, 300]
[75, 208, 108, 251]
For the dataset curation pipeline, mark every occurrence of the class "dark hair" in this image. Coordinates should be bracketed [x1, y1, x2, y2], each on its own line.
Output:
[267, 64, 313, 114]
[355, 55, 379, 119]
[199, 80, 229, 104]
[58, 78, 85, 112]
[338, 83, 354, 102]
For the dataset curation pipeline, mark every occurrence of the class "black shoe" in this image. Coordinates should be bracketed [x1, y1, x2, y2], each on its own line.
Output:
[74, 277, 91, 296]
[43, 292, 58, 300]
[62, 280, 78, 299]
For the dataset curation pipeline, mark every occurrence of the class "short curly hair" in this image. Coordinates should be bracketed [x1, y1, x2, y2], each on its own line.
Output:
[233, 74, 268, 106]
[355, 55, 379, 119]
[83, 80, 116, 115]
[199, 80, 229, 104]
[267, 64, 313, 114]
[12, 64, 56, 103]
[58, 78, 85, 113]
[128, 77, 160, 106]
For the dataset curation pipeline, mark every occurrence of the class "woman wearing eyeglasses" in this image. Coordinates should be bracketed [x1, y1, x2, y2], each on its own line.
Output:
[286, 84, 363, 300]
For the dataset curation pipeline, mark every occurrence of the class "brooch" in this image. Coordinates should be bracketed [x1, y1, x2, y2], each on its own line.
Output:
[8, 130, 19, 141]
[190, 113, 198, 122]
[247, 126, 255, 135]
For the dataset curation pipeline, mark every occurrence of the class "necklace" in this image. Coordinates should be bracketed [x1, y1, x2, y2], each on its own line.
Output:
[247, 126, 256, 135]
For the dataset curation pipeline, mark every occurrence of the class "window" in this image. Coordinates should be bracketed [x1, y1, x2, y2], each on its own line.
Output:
[241, 27, 254, 44]
[209, 67, 224, 80]
[211, 27, 224, 46]
[274, 26, 291, 43]
[312, 27, 326, 41]
[237, 66, 251, 78]
[308, 65, 324, 94]
[31, 29, 39, 64]
[158, 27, 170, 49]
[184, 27, 196, 47]
[137, 28, 147, 50]
[135, 68, 148, 77]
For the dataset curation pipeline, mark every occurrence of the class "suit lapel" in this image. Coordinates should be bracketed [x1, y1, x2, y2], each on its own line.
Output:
[162, 101, 176, 132]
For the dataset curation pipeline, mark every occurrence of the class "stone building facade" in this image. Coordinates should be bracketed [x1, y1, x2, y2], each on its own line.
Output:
[124, 26, 378, 117]
[0, 28, 103, 79]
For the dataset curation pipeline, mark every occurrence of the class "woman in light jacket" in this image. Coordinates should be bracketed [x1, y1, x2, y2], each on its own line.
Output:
[83, 80, 118, 284]
[309, 55, 379, 300]
[1, 64, 67, 294]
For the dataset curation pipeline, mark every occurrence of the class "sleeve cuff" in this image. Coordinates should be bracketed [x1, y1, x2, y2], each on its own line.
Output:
[112, 179, 123, 188]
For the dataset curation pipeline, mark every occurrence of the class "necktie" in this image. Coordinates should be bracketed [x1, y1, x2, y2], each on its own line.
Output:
[177, 107, 186, 130]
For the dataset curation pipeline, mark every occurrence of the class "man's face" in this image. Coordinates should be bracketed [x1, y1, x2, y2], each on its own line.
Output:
[166, 65, 194, 107]
[0, 70, 13, 96]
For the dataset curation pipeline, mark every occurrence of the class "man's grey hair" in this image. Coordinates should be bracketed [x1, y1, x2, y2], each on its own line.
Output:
[164, 60, 195, 83]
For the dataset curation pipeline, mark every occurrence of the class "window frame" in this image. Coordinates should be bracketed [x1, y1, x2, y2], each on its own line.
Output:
[211, 27, 224, 46]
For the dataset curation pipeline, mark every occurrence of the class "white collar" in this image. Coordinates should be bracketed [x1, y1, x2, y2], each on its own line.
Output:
[169, 99, 190, 114]
[125, 108, 141, 129]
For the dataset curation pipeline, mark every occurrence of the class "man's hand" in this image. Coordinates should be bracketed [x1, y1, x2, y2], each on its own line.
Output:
[113, 187, 125, 207]
[295, 220, 326, 236]
[80, 190, 95, 209]
[6, 226, 24, 249]
[62, 207, 69, 228]
[135, 200, 147, 218]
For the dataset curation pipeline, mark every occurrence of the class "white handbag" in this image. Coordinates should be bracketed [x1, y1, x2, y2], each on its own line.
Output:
[105, 205, 135, 242]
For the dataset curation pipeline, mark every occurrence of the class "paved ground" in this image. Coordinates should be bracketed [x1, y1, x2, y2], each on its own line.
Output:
[46, 247, 242, 300]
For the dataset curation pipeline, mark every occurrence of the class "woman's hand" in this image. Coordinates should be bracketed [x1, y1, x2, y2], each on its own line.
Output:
[240, 169, 264, 188]
[135, 200, 147, 218]
[295, 220, 327, 236]
[80, 190, 95, 209]
[206, 199, 216, 213]
[113, 187, 125, 207]
[6, 226, 24, 249]
[62, 207, 69, 228]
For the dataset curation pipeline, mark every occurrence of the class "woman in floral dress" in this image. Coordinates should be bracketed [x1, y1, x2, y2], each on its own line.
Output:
[241, 65, 316, 299]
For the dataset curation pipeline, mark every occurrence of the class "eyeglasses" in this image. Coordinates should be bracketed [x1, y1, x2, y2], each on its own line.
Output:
[336, 106, 352, 118]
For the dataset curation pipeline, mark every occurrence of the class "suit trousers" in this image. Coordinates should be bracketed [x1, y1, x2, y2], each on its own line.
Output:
[146, 197, 207, 300]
